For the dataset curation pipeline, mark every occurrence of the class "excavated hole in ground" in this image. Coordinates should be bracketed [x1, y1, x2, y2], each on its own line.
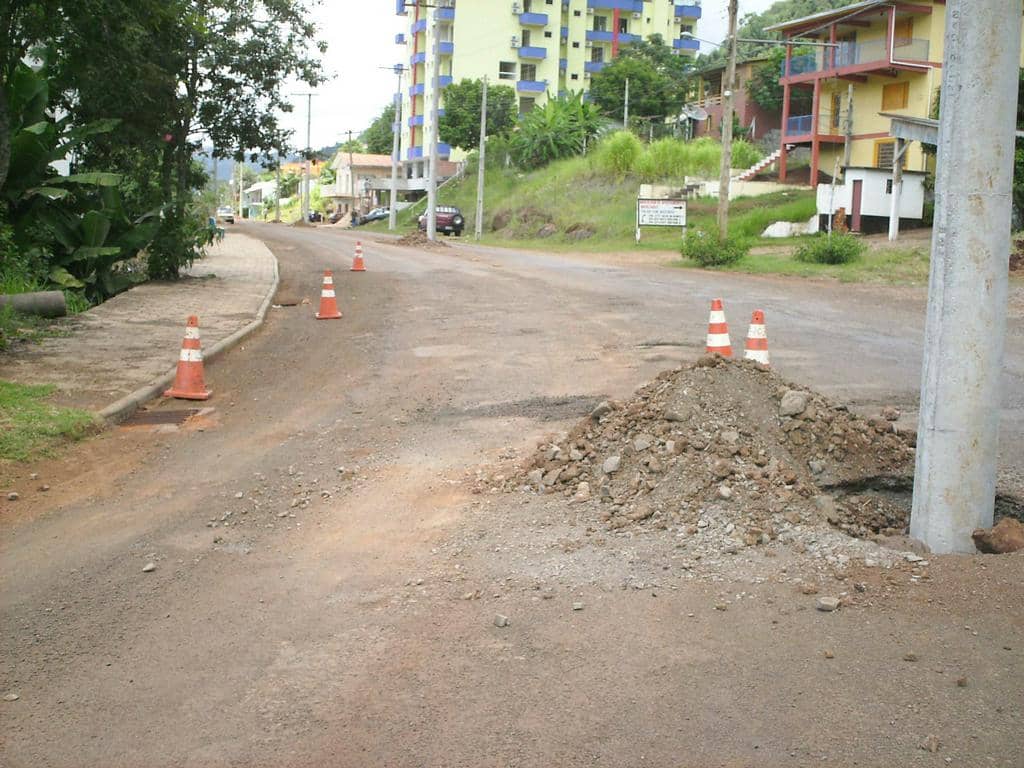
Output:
[823, 476, 1024, 539]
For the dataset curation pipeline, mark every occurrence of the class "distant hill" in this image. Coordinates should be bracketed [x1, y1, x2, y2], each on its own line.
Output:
[699, 0, 851, 65]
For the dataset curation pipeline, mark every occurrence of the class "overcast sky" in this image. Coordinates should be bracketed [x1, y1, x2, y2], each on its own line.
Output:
[278, 0, 780, 150]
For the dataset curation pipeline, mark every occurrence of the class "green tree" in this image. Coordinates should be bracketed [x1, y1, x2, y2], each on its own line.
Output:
[362, 103, 396, 155]
[589, 36, 693, 122]
[438, 79, 517, 151]
[698, 0, 850, 65]
[747, 47, 812, 114]
[339, 138, 365, 153]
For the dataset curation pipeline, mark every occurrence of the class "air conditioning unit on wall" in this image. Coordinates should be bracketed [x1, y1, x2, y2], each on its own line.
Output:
[632, 12, 641, 19]
[511, 35, 520, 48]
[512, 2, 521, 13]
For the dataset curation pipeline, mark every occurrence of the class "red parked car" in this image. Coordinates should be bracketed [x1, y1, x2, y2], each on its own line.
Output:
[417, 206, 465, 236]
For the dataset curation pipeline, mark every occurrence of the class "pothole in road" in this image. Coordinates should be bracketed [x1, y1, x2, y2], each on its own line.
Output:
[822, 476, 1024, 538]
[122, 408, 200, 426]
[441, 395, 606, 423]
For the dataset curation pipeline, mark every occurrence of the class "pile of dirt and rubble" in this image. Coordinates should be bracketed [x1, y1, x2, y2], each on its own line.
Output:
[1011, 237, 1024, 272]
[499, 357, 920, 548]
[397, 230, 450, 249]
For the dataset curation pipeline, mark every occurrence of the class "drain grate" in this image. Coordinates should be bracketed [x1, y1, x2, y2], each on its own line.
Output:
[123, 408, 199, 426]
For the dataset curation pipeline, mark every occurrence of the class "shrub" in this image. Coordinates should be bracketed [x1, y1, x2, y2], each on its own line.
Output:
[594, 131, 643, 176]
[636, 138, 688, 181]
[793, 233, 866, 265]
[681, 228, 750, 267]
[731, 139, 763, 172]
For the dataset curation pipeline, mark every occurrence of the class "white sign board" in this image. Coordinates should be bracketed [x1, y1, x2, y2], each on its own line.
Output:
[635, 198, 687, 242]
[637, 198, 687, 226]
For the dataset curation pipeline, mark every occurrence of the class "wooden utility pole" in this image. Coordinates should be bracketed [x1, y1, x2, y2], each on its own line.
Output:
[717, 0, 739, 240]
[474, 76, 488, 240]
[623, 77, 630, 128]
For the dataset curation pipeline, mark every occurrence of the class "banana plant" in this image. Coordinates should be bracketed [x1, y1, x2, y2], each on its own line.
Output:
[2, 57, 157, 302]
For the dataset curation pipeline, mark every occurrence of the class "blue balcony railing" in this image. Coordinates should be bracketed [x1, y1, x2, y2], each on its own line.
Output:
[411, 51, 425, 65]
[409, 83, 424, 96]
[516, 79, 547, 93]
[584, 60, 606, 73]
[675, 3, 702, 19]
[439, 41, 454, 55]
[561, 25, 569, 39]
[587, 0, 642, 10]
[618, 32, 640, 44]
[437, 7, 454, 21]
[783, 38, 931, 76]
[395, 33, 405, 45]
[785, 114, 813, 135]
[518, 46, 547, 59]
[411, 18, 426, 33]
[519, 12, 548, 26]
[586, 29, 614, 43]
[673, 37, 699, 51]
[407, 146, 423, 160]
[559, 57, 568, 70]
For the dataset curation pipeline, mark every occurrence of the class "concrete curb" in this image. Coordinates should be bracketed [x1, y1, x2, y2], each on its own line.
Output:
[97, 246, 281, 424]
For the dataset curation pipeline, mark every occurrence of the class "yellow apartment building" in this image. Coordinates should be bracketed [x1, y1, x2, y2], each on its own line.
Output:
[393, 0, 702, 187]
[769, 0, 1024, 186]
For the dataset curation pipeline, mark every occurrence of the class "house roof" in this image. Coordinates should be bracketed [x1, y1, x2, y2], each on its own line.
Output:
[331, 152, 394, 170]
[698, 56, 769, 77]
[764, 0, 888, 35]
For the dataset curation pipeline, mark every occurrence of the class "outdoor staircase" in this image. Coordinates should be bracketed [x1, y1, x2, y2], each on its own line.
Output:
[733, 149, 783, 182]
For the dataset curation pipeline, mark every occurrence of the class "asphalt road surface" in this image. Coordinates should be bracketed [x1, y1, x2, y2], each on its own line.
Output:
[2, 223, 1021, 767]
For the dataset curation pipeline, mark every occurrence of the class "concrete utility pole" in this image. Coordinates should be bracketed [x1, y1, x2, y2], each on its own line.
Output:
[716, 0, 738, 240]
[211, 152, 219, 213]
[474, 76, 488, 240]
[292, 92, 315, 222]
[388, 65, 404, 231]
[275, 149, 282, 222]
[623, 77, 629, 128]
[910, 0, 1021, 554]
[425, 10, 442, 241]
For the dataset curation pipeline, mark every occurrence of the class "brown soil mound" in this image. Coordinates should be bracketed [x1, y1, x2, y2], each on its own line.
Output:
[397, 230, 450, 249]
[1011, 237, 1024, 272]
[508, 357, 916, 541]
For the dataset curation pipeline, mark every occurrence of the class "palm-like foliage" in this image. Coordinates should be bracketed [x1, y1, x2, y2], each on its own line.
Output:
[511, 92, 605, 170]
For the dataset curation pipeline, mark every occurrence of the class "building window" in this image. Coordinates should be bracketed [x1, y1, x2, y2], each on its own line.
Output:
[520, 97, 536, 113]
[498, 61, 516, 80]
[831, 93, 842, 129]
[544, 30, 552, 38]
[591, 47, 604, 63]
[881, 82, 909, 110]
[593, 15, 607, 32]
[572, 41, 580, 48]
[522, 0, 532, 11]
[874, 139, 906, 169]
[521, 29, 531, 47]
[617, 17, 628, 34]
[885, 179, 894, 194]
[521, 63, 537, 81]
[571, 73, 578, 80]
[683, 24, 693, 33]
[573, 9, 580, 16]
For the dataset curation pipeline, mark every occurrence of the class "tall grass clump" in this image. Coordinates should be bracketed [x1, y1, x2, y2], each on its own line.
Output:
[594, 131, 643, 176]
[636, 138, 690, 181]
[730, 139, 763, 172]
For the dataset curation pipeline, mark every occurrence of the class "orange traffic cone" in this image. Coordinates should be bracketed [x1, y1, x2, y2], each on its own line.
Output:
[350, 241, 366, 272]
[315, 270, 342, 319]
[705, 298, 732, 357]
[164, 315, 211, 400]
[744, 310, 770, 366]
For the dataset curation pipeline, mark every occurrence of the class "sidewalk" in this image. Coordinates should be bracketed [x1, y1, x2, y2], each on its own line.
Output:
[0, 231, 278, 418]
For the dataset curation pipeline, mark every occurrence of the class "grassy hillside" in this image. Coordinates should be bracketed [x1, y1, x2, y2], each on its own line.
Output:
[373, 153, 818, 253]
